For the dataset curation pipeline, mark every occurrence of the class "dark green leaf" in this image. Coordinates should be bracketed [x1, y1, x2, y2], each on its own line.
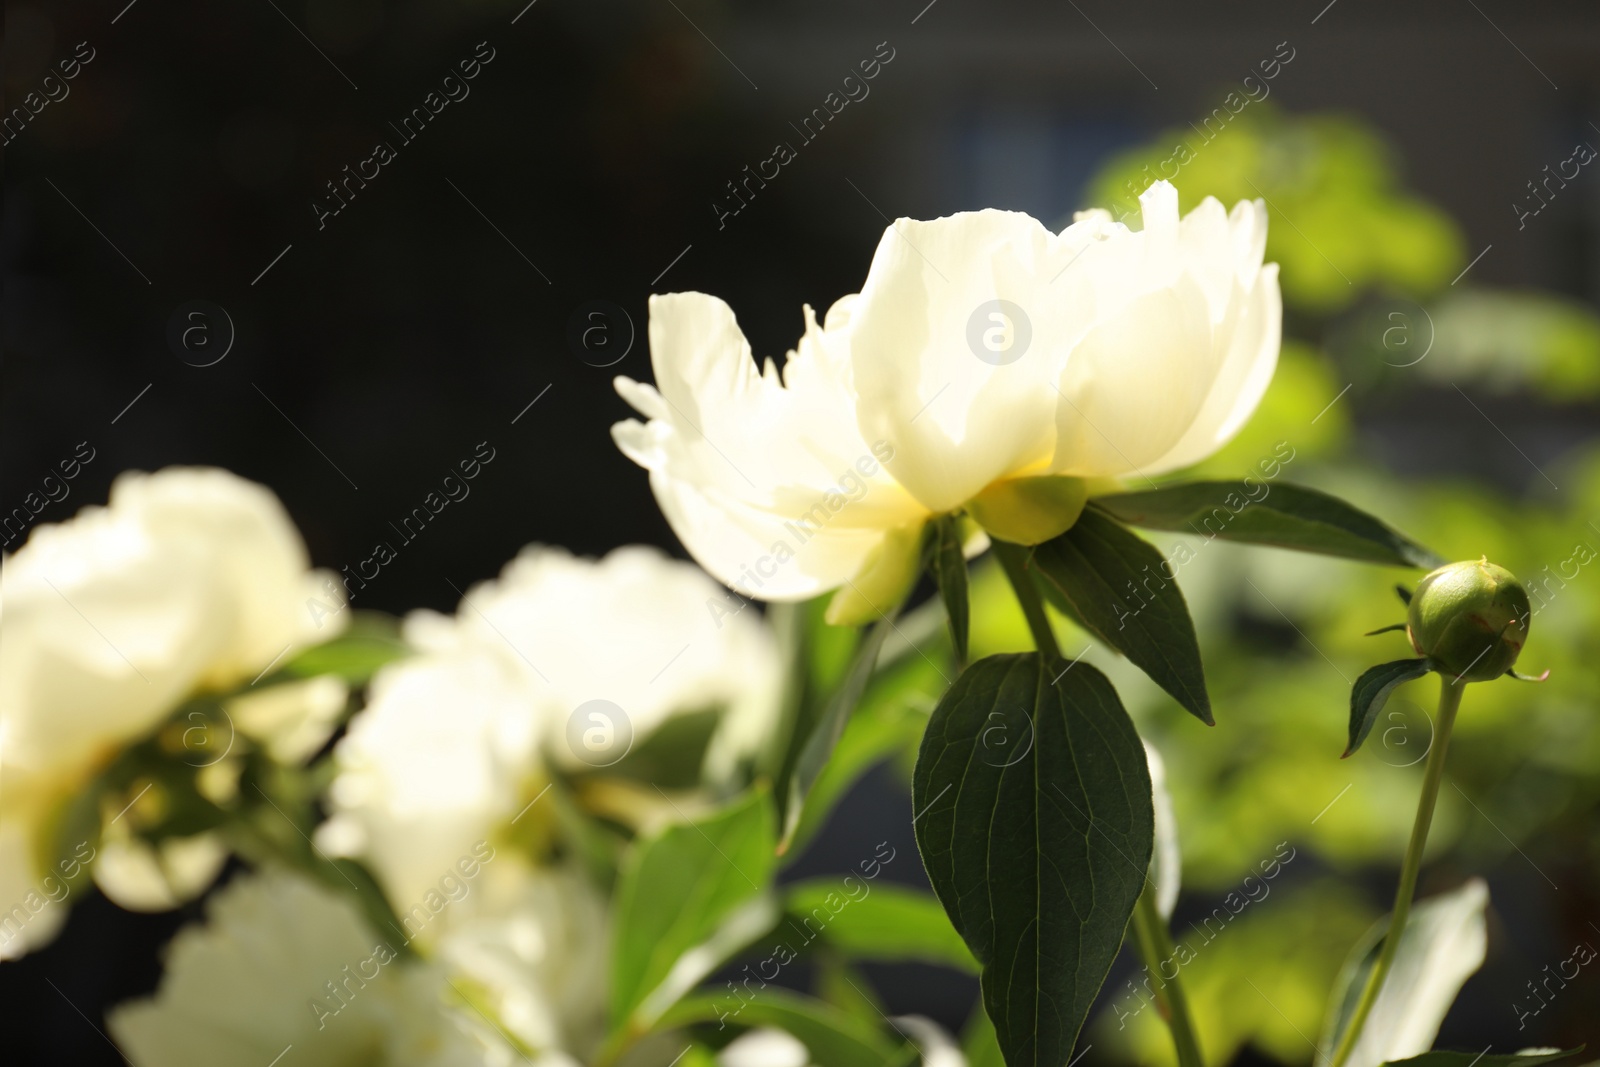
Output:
[913, 653, 1154, 1067]
[1094, 481, 1445, 569]
[610, 788, 778, 1032]
[1033, 508, 1212, 724]
[659, 989, 904, 1067]
[1385, 1051, 1583, 1067]
[1396, 584, 1414, 605]
[930, 515, 971, 665]
[1365, 623, 1409, 636]
[278, 612, 409, 686]
[1345, 658, 1435, 757]
[785, 879, 977, 973]
[779, 619, 894, 853]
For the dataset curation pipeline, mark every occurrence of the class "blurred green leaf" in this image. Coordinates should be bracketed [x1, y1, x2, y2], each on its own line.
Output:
[1322, 879, 1489, 1067]
[1385, 1052, 1583, 1067]
[1086, 105, 1466, 312]
[1033, 509, 1212, 724]
[913, 652, 1153, 1066]
[610, 788, 779, 1033]
[1095, 482, 1443, 569]
[784, 879, 977, 973]
[779, 667, 929, 864]
[780, 620, 893, 853]
[659, 988, 905, 1067]
[278, 611, 408, 685]
[961, 1006, 1006, 1067]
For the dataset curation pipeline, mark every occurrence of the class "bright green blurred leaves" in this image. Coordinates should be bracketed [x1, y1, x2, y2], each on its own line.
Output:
[784, 879, 977, 973]
[914, 653, 1153, 1066]
[1033, 508, 1213, 724]
[277, 611, 408, 686]
[660, 989, 908, 1067]
[1086, 105, 1466, 312]
[779, 619, 893, 852]
[609, 788, 779, 1036]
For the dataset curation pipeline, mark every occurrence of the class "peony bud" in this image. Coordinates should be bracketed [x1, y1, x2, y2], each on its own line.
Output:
[1407, 558, 1531, 681]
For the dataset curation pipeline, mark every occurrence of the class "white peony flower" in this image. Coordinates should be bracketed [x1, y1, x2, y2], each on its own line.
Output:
[320, 543, 781, 914]
[109, 869, 556, 1067]
[0, 468, 345, 958]
[317, 545, 777, 1058]
[613, 180, 1280, 622]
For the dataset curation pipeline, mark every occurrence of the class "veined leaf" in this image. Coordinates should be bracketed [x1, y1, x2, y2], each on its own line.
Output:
[785, 879, 977, 973]
[1033, 508, 1212, 724]
[1095, 481, 1444, 569]
[1346, 659, 1435, 758]
[913, 653, 1153, 1066]
[610, 788, 778, 1033]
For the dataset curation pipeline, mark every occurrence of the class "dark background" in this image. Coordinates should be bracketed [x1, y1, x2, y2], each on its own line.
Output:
[6, 1, 1600, 1063]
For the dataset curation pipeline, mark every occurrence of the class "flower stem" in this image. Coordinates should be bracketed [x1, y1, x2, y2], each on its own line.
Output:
[1130, 885, 1206, 1067]
[995, 538, 1204, 1067]
[993, 540, 1061, 658]
[1328, 674, 1464, 1067]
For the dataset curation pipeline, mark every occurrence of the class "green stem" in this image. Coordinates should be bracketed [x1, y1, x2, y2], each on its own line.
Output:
[1328, 674, 1464, 1067]
[993, 540, 1061, 658]
[996, 538, 1204, 1067]
[1131, 886, 1206, 1067]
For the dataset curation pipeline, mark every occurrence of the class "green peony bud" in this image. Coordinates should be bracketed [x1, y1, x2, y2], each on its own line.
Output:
[1406, 558, 1531, 681]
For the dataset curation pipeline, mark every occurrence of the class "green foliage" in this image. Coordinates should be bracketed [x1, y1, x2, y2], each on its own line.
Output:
[914, 652, 1154, 1066]
[277, 611, 409, 686]
[1033, 508, 1213, 724]
[930, 513, 972, 665]
[1385, 1051, 1584, 1067]
[779, 619, 894, 851]
[609, 788, 779, 1034]
[783, 879, 977, 973]
[659, 989, 908, 1067]
[1346, 659, 1437, 757]
[1096, 482, 1443, 569]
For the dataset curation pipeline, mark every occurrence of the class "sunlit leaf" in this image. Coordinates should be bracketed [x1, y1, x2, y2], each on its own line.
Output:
[1095, 482, 1444, 569]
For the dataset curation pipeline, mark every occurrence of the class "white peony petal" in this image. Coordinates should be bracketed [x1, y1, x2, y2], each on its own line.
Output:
[613, 293, 927, 599]
[1146, 262, 1281, 474]
[720, 1028, 812, 1067]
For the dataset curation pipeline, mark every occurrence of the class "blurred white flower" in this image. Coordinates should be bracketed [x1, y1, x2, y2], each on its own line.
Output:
[109, 869, 559, 1067]
[614, 181, 1279, 621]
[719, 1028, 814, 1067]
[317, 545, 778, 1058]
[0, 468, 345, 958]
[321, 544, 780, 908]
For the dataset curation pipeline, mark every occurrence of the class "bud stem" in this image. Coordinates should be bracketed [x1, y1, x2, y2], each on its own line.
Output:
[1328, 674, 1464, 1067]
[996, 539, 1203, 1067]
